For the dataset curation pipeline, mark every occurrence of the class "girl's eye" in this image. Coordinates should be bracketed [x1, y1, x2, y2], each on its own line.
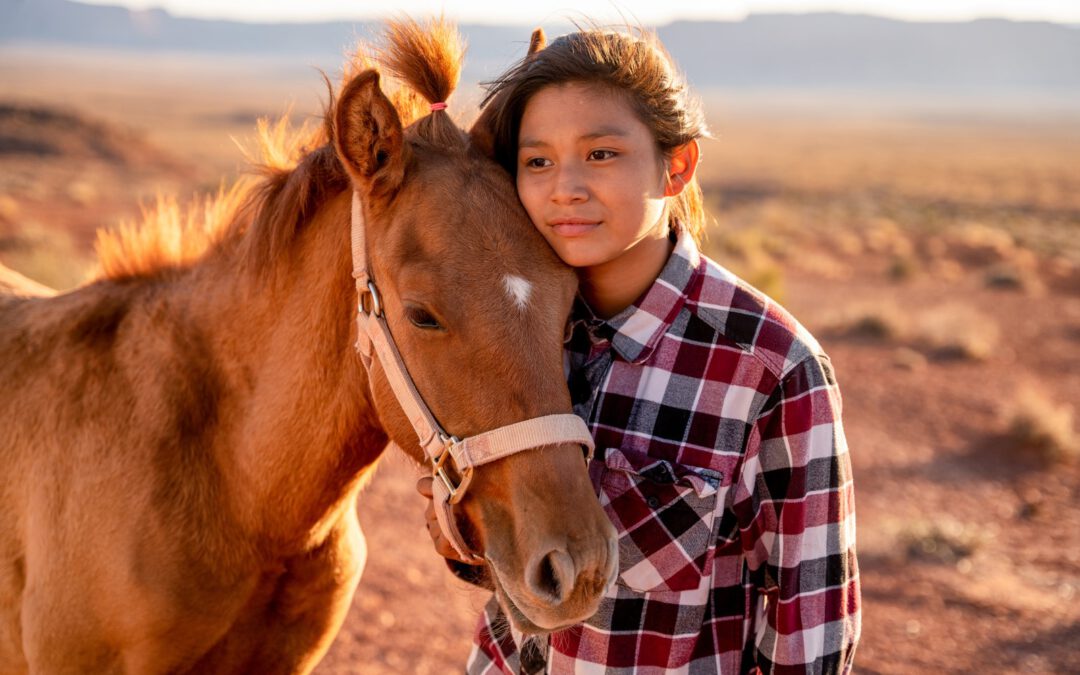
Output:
[405, 306, 442, 330]
[588, 149, 616, 161]
[523, 157, 551, 169]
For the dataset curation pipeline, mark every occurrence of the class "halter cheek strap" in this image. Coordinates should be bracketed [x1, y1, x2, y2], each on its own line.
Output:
[349, 192, 595, 564]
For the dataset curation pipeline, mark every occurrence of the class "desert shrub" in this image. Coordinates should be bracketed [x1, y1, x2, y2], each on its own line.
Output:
[945, 222, 1017, 266]
[1004, 387, 1079, 464]
[824, 303, 908, 341]
[888, 255, 919, 281]
[983, 263, 1042, 294]
[913, 304, 999, 361]
[900, 518, 990, 563]
[891, 346, 927, 371]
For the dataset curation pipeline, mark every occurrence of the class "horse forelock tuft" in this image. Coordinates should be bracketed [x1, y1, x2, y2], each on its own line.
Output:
[379, 17, 463, 107]
[378, 17, 467, 151]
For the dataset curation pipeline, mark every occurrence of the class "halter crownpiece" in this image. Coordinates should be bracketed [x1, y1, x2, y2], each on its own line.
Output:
[349, 192, 595, 564]
[429, 101, 448, 111]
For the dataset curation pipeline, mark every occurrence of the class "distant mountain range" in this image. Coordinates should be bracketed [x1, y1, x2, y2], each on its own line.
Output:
[2, 0, 1079, 91]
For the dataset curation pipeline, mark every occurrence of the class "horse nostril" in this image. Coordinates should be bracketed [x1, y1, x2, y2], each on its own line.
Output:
[529, 549, 574, 604]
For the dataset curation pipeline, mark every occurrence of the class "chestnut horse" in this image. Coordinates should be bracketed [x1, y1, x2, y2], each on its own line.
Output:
[0, 19, 615, 674]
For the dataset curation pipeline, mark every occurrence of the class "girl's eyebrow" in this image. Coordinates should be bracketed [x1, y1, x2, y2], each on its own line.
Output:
[519, 127, 630, 149]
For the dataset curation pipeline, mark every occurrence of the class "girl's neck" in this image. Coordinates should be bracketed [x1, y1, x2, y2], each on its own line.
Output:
[577, 227, 674, 319]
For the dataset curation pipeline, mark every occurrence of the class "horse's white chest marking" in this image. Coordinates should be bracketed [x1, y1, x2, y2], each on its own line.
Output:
[503, 275, 532, 311]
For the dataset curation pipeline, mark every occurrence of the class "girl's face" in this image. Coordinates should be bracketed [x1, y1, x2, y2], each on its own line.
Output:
[515, 82, 670, 271]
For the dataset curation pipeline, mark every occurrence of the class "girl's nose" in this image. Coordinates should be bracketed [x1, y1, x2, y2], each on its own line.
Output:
[551, 165, 588, 205]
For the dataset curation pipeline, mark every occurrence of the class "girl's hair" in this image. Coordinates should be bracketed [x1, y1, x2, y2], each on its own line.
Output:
[480, 27, 710, 244]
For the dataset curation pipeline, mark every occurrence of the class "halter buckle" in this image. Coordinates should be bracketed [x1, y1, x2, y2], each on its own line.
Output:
[432, 435, 473, 504]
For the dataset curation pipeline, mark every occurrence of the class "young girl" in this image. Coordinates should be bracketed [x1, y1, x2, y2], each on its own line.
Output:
[418, 26, 861, 674]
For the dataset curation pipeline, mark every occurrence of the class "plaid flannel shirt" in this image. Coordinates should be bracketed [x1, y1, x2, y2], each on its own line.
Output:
[467, 232, 860, 674]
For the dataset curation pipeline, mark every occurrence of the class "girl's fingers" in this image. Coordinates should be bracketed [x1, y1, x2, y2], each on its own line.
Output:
[416, 475, 434, 499]
[418, 474, 471, 562]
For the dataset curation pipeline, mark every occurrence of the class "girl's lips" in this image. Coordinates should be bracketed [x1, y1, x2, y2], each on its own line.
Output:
[550, 220, 600, 237]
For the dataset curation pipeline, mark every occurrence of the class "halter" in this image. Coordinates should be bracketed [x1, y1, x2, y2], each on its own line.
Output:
[349, 192, 595, 564]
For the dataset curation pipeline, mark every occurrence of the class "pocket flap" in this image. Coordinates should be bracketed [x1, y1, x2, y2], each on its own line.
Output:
[600, 447, 724, 593]
[602, 447, 722, 498]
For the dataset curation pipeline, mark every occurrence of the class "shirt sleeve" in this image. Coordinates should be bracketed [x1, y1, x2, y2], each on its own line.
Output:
[734, 354, 861, 674]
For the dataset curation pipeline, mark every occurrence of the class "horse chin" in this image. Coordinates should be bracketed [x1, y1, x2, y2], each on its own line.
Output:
[487, 563, 595, 635]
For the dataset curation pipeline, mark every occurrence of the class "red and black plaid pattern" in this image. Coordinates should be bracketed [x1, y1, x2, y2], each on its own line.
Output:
[468, 233, 861, 674]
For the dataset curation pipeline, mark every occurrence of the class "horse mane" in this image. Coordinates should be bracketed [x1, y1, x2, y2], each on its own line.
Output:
[93, 16, 467, 282]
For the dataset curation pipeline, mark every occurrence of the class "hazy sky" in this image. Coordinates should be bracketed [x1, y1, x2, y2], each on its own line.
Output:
[77, 0, 1080, 25]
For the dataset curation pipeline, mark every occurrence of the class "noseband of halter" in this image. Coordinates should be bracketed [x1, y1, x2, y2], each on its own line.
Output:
[349, 192, 595, 564]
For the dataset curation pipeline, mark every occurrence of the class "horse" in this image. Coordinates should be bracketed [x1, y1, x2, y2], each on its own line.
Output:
[0, 18, 616, 673]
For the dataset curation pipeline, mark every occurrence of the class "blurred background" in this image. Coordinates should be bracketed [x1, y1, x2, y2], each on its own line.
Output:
[1, 0, 1078, 672]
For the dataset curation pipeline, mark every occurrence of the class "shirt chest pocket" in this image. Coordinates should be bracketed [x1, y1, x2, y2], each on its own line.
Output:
[599, 447, 730, 593]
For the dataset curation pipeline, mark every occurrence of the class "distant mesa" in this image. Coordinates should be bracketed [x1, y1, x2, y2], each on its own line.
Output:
[2, 0, 1079, 91]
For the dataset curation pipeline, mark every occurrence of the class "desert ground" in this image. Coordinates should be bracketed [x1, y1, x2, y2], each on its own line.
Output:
[1, 45, 1078, 674]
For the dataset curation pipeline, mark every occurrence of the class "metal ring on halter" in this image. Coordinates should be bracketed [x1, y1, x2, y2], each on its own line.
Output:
[358, 280, 383, 317]
[431, 434, 474, 504]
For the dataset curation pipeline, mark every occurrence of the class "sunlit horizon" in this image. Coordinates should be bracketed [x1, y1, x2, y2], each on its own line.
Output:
[73, 0, 1080, 26]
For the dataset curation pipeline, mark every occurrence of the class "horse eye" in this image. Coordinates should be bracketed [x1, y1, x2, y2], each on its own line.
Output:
[405, 307, 442, 330]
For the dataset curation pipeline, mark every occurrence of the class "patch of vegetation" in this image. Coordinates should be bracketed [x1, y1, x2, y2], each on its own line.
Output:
[822, 303, 908, 342]
[984, 263, 1042, 294]
[1004, 387, 1079, 464]
[914, 304, 1000, 361]
[901, 519, 990, 564]
[888, 255, 919, 282]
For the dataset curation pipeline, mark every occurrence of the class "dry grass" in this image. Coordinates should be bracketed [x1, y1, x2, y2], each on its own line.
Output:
[913, 304, 1000, 361]
[820, 300, 909, 341]
[821, 301, 1000, 362]
[1004, 387, 1079, 464]
[900, 518, 992, 564]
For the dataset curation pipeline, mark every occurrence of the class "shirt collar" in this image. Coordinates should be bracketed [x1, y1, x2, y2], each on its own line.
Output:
[567, 230, 701, 364]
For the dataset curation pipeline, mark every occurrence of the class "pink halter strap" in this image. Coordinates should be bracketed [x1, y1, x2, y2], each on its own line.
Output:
[430, 101, 448, 111]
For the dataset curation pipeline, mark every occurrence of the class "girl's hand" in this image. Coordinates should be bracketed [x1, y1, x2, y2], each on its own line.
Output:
[416, 475, 477, 564]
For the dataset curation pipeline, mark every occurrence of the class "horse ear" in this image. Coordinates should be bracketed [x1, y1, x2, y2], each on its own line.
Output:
[528, 28, 546, 55]
[333, 70, 407, 199]
[469, 28, 545, 160]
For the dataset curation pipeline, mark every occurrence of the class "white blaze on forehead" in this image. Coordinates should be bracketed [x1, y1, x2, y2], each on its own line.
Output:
[503, 274, 532, 311]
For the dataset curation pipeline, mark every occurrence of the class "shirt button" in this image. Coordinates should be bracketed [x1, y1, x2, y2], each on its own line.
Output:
[646, 496, 660, 509]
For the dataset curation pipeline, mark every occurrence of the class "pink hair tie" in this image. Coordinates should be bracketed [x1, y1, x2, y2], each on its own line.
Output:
[430, 101, 448, 111]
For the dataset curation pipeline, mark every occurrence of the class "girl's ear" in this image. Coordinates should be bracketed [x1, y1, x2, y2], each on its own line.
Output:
[664, 140, 700, 197]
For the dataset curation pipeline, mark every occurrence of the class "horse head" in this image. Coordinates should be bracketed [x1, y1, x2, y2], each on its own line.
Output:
[331, 19, 617, 633]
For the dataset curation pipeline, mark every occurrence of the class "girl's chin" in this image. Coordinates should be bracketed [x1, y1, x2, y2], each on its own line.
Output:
[553, 246, 609, 270]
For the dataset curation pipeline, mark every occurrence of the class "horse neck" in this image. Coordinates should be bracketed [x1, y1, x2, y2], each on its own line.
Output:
[189, 189, 387, 547]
